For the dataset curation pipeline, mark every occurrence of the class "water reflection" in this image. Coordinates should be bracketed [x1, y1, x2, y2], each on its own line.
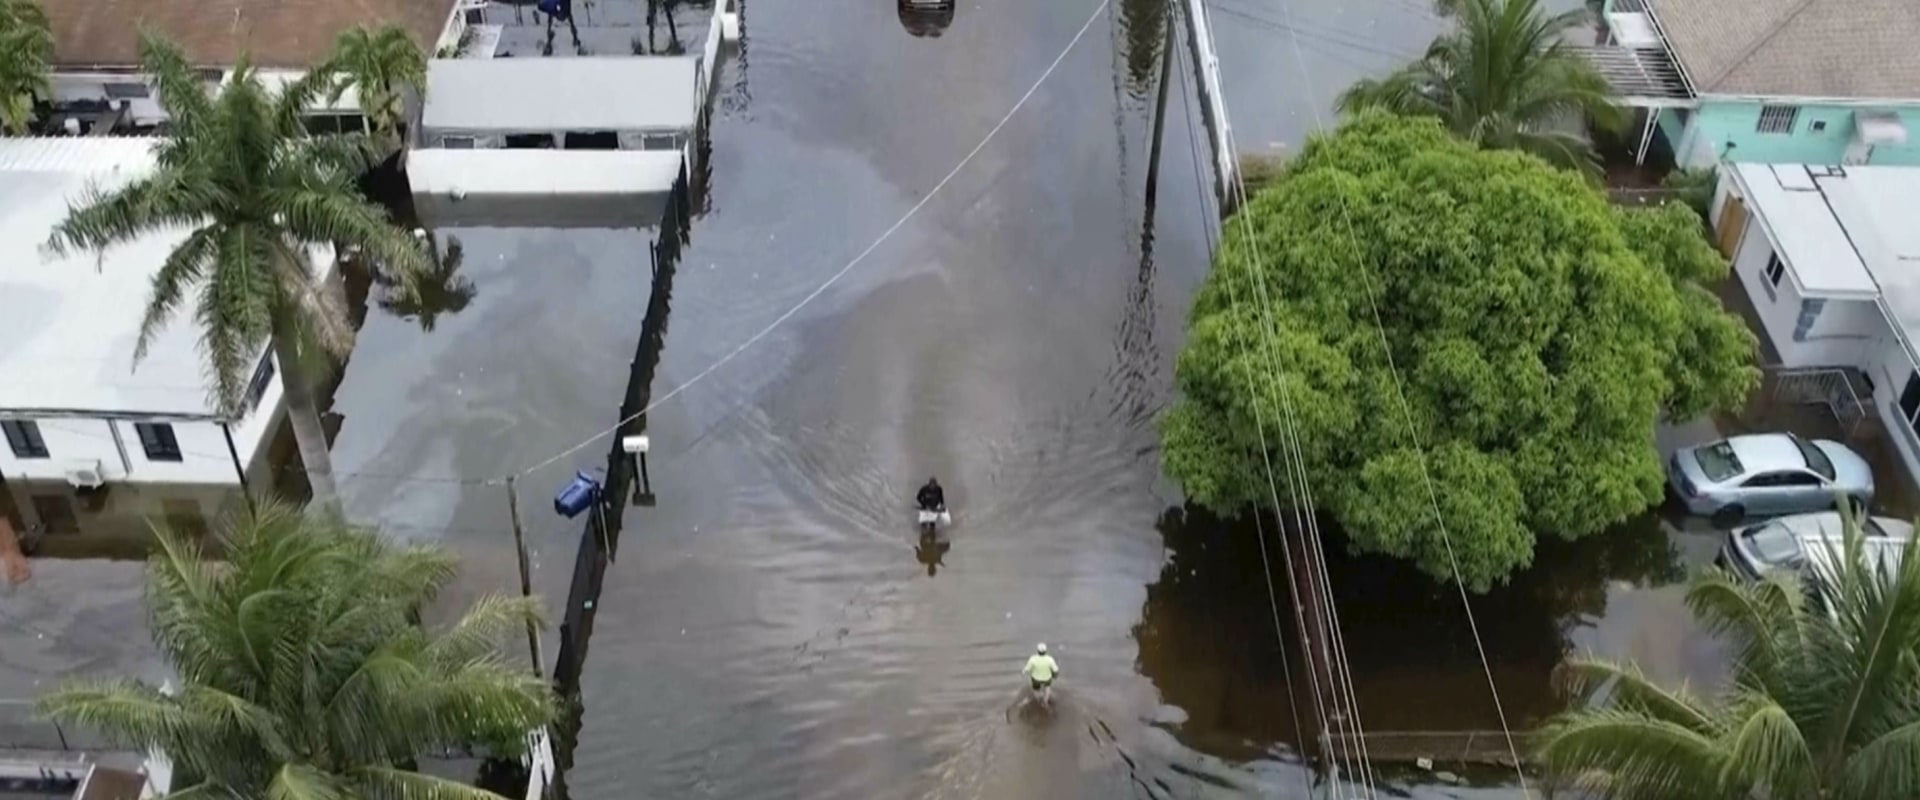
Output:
[1116, 0, 1168, 100]
[376, 236, 478, 333]
[1135, 504, 1696, 767]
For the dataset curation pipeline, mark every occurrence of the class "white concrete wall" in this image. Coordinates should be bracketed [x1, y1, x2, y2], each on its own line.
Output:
[1727, 210, 1881, 368]
[0, 351, 285, 487]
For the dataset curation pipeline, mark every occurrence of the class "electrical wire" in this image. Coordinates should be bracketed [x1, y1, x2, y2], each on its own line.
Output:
[508, 0, 1118, 482]
[1227, 0, 1535, 787]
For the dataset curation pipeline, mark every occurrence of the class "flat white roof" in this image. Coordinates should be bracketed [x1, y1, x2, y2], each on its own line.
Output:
[421, 57, 700, 133]
[1734, 163, 1880, 296]
[407, 148, 685, 197]
[1738, 162, 1920, 351]
[0, 137, 218, 417]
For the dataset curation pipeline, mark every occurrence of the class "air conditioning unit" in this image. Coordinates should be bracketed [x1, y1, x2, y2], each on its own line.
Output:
[63, 459, 105, 489]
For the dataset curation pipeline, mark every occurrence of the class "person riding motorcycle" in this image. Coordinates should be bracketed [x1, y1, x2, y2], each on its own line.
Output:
[916, 477, 946, 512]
[1023, 643, 1060, 698]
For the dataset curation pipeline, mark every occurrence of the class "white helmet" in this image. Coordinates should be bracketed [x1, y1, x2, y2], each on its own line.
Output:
[1036, 643, 1048, 654]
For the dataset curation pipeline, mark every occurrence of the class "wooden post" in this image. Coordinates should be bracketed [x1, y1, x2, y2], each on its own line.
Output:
[506, 477, 545, 678]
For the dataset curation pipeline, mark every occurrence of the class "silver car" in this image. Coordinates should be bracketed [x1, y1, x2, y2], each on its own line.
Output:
[1718, 511, 1912, 582]
[1667, 433, 1873, 519]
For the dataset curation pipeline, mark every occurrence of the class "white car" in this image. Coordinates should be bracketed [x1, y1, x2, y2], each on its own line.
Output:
[1718, 511, 1910, 584]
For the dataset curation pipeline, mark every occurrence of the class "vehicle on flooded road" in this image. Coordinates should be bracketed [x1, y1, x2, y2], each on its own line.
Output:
[896, 0, 955, 37]
[1666, 433, 1873, 521]
[1717, 510, 1912, 582]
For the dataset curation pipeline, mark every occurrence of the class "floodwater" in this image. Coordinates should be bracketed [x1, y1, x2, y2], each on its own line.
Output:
[304, 0, 1732, 798]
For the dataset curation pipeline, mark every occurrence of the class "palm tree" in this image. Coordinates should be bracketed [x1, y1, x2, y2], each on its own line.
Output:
[1335, 0, 1624, 172]
[44, 35, 432, 511]
[39, 502, 555, 799]
[328, 25, 427, 147]
[0, 0, 53, 135]
[1537, 507, 1920, 799]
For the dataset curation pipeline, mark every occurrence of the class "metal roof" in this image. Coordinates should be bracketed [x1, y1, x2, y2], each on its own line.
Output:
[1569, 45, 1694, 107]
[421, 57, 701, 133]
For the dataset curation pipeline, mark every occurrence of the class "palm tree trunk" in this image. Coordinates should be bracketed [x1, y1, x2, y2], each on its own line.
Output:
[271, 321, 341, 514]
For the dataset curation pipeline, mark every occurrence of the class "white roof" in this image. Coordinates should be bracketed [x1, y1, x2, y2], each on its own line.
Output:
[1737, 163, 1920, 347]
[421, 57, 700, 133]
[0, 137, 221, 417]
[1732, 163, 1879, 296]
[407, 148, 685, 197]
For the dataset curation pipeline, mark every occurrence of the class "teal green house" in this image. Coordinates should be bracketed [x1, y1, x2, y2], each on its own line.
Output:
[1594, 0, 1917, 168]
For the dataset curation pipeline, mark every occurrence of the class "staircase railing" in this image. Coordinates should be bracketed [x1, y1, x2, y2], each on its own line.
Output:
[1771, 367, 1867, 436]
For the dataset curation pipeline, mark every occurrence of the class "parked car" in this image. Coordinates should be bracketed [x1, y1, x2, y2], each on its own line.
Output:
[1666, 433, 1873, 520]
[1717, 511, 1912, 582]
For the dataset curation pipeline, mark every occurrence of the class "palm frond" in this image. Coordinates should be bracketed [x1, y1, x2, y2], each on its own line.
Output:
[355, 766, 514, 800]
[1718, 693, 1817, 798]
[267, 764, 352, 800]
[428, 594, 545, 667]
[135, 225, 221, 363]
[1556, 658, 1717, 732]
[1535, 708, 1731, 800]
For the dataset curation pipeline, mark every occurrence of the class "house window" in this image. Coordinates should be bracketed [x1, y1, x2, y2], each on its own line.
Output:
[135, 422, 184, 462]
[642, 132, 683, 151]
[1757, 105, 1799, 134]
[103, 82, 150, 100]
[245, 354, 277, 415]
[2, 420, 49, 459]
[1760, 252, 1787, 301]
[441, 136, 476, 149]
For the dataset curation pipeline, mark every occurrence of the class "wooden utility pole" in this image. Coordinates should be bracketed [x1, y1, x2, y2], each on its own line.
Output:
[506, 476, 545, 678]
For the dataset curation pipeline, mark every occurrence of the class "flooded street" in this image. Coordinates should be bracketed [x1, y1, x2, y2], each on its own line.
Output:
[311, 0, 1723, 797]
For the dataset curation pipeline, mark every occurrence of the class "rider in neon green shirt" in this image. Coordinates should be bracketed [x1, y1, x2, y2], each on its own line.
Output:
[1023, 643, 1060, 691]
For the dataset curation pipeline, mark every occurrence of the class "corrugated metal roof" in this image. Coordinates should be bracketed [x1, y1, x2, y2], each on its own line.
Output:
[1648, 0, 1920, 99]
[0, 137, 160, 173]
[421, 56, 701, 133]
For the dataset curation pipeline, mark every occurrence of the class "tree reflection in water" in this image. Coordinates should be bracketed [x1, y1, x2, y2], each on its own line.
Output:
[1132, 504, 1685, 760]
[376, 235, 476, 333]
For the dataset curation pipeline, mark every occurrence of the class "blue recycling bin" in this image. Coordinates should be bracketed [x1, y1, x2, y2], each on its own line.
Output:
[553, 471, 603, 518]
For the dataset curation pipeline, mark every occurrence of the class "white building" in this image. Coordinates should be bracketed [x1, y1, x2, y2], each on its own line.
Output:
[0, 137, 331, 489]
[408, 56, 701, 228]
[1713, 162, 1920, 488]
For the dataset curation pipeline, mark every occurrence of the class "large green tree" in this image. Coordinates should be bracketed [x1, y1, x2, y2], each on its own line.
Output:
[39, 502, 555, 799]
[0, 0, 52, 135]
[45, 35, 431, 511]
[1538, 508, 1920, 799]
[1161, 113, 1756, 590]
[328, 24, 427, 147]
[1335, 0, 1624, 172]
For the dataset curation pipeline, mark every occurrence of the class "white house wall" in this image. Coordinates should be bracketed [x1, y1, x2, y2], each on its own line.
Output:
[1728, 211, 1883, 368]
[1866, 332, 1920, 490]
[0, 352, 286, 486]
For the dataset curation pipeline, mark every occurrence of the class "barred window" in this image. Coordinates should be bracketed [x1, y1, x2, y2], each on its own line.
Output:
[1757, 106, 1799, 134]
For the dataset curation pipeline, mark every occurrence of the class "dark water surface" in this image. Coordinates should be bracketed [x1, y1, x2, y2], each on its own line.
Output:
[315, 0, 1725, 797]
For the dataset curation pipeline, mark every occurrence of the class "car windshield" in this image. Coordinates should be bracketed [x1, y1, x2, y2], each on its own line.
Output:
[1793, 436, 1836, 480]
[1747, 523, 1806, 567]
[1695, 441, 1744, 482]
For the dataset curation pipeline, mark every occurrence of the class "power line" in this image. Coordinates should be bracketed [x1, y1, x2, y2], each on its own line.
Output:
[508, 0, 1118, 482]
[1224, 0, 1534, 788]
[1171, 15, 1315, 797]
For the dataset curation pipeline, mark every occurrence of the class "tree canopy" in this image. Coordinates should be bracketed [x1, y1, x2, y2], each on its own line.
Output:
[0, 0, 52, 135]
[1161, 113, 1757, 589]
[1538, 507, 1920, 799]
[39, 502, 555, 800]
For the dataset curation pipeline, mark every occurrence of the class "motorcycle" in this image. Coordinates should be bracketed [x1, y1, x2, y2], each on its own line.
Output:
[1030, 678, 1054, 710]
[917, 505, 951, 536]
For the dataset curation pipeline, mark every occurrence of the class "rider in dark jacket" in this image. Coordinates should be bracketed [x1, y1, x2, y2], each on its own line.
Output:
[916, 478, 946, 511]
